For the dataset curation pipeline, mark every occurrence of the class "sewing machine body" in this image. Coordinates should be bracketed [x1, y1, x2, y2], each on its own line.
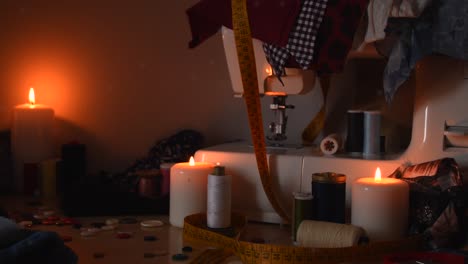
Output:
[195, 28, 468, 223]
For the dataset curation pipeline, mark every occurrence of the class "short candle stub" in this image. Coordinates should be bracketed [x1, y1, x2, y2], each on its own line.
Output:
[212, 166, 225, 176]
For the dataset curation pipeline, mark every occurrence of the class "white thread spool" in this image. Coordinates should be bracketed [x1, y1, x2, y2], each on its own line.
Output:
[363, 111, 381, 158]
[296, 220, 364, 248]
[320, 134, 343, 155]
[207, 166, 231, 228]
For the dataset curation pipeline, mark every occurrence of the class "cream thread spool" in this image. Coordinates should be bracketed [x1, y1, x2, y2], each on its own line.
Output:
[207, 165, 231, 228]
[296, 220, 364, 248]
[320, 133, 343, 155]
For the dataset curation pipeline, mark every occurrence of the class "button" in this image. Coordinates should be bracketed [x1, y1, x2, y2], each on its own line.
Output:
[105, 218, 119, 226]
[116, 232, 132, 239]
[140, 219, 164, 228]
[101, 225, 117, 231]
[172, 253, 188, 261]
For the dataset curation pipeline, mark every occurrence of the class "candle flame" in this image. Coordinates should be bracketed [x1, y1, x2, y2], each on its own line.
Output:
[29, 88, 35, 105]
[189, 156, 195, 166]
[374, 167, 382, 182]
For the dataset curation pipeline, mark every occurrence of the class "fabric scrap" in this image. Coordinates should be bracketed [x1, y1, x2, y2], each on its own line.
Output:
[186, 0, 301, 48]
[262, 0, 328, 77]
[313, 0, 370, 74]
[383, 0, 468, 101]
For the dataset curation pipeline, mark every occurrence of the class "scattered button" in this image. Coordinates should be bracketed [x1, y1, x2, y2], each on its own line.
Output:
[80, 231, 96, 237]
[93, 252, 105, 259]
[120, 217, 137, 224]
[172, 253, 188, 261]
[143, 235, 158, 241]
[62, 218, 77, 225]
[101, 225, 117, 231]
[140, 219, 164, 228]
[105, 218, 119, 226]
[182, 246, 193, 253]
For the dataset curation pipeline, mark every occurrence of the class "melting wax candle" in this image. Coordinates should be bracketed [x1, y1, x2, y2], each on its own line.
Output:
[351, 167, 409, 242]
[169, 156, 213, 228]
[12, 88, 55, 193]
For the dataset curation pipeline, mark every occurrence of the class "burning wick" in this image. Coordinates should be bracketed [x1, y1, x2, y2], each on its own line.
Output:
[189, 156, 195, 166]
[28, 87, 35, 106]
[374, 167, 382, 182]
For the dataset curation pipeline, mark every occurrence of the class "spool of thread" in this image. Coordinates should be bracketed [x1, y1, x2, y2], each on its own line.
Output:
[296, 220, 365, 248]
[207, 165, 231, 228]
[311, 172, 346, 223]
[137, 170, 160, 198]
[320, 134, 342, 155]
[40, 158, 60, 199]
[292, 192, 313, 242]
[345, 110, 364, 154]
[160, 163, 175, 197]
[363, 111, 381, 158]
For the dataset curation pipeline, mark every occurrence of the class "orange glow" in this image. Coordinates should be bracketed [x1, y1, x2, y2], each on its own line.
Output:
[265, 91, 287, 96]
[265, 66, 273, 76]
[374, 167, 382, 182]
[189, 156, 195, 166]
[29, 87, 35, 105]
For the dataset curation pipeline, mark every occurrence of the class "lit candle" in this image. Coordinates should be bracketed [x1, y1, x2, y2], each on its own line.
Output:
[351, 167, 409, 242]
[12, 88, 55, 193]
[169, 156, 214, 228]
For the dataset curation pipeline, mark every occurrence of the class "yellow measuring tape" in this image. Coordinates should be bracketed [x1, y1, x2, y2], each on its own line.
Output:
[186, 2, 424, 263]
[302, 77, 329, 143]
[184, 213, 424, 264]
[231, 0, 289, 223]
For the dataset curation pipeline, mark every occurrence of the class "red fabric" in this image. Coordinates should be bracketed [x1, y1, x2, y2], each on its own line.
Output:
[186, 0, 301, 48]
[313, 0, 369, 73]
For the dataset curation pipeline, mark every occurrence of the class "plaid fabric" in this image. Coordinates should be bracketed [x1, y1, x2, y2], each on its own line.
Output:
[263, 0, 328, 77]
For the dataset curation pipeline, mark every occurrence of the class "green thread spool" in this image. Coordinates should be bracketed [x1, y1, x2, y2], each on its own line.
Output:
[292, 192, 313, 242]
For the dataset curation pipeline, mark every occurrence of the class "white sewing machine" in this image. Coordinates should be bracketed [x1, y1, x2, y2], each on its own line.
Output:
[195, 27, 468, 223]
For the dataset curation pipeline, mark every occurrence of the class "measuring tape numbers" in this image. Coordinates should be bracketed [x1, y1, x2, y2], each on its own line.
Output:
[231, 0, 290, 224]
[184, 213, 424, 264]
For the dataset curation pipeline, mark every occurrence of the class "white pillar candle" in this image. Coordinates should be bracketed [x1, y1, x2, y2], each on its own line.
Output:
[12, 88, 55, 193]
[169, 156, 213, 228]
[351, 167, 409, 242]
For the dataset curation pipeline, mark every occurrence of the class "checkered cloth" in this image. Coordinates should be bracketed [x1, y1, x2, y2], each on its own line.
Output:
[263, 0, 328, 78]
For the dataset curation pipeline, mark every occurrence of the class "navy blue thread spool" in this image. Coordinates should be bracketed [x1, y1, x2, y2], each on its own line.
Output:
[345, 110, 364, 155]
[311, 172, 346, 223]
